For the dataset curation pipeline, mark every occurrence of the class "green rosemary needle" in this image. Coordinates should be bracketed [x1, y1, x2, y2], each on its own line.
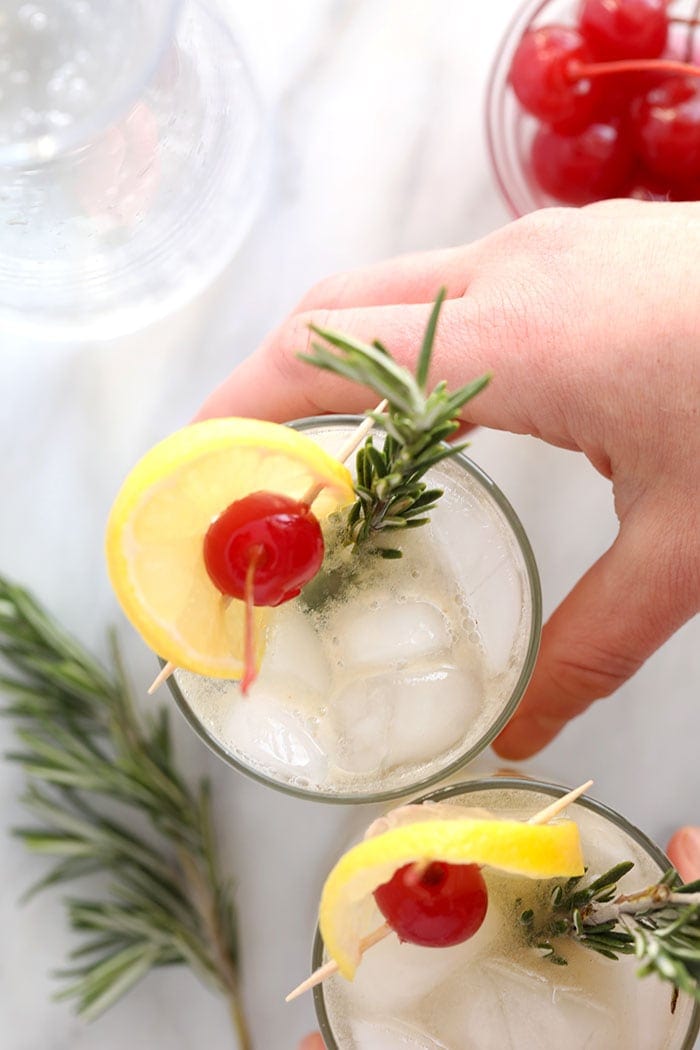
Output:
[0, 577, 250, 1047]
[524, 862, 700, 1001]
[300, 289, 491, 555]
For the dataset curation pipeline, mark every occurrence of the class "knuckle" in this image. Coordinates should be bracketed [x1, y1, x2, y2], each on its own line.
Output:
[546, 644, 643, 706]
[267, 309, 334, 413]
[497, 206, 580, 259]
[295, 273, 352, 313]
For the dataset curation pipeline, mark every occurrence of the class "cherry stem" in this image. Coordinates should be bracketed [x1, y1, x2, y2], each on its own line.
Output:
[405, 858, 431, 887]
[569, 57, 700, 82]
[241, 545, 264, 695]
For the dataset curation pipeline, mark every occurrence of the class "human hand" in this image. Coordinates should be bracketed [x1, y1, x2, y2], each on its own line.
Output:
[197, 199, 700, 758]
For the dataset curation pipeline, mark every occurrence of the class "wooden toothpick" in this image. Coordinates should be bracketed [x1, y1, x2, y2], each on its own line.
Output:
[301, 400, 387, 506]
[526, 780, 594, 826]
[285, 923, 392, 1003]
[146, 404, 387, 695]
[284, 780, 594, 1002]
[147, 660, 176, 695]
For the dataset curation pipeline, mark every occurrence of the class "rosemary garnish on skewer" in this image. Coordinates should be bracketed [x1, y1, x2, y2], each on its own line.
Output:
[522, 863, 700, 1001]
[301, 289, 491, 556]
[0, 577, 250, 1047]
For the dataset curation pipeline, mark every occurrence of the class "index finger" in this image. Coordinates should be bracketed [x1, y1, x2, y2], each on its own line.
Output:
[195, 297, 537, 441]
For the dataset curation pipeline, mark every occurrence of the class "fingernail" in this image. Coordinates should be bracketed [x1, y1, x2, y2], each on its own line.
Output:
[666, 826, 700, 882]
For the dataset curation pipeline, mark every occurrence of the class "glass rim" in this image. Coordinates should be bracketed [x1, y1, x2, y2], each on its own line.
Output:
[312, 776, 700, 1050]
[484, 0, 559, 218]
[0, 0, 185, 169]
[167, 415, 542, 804]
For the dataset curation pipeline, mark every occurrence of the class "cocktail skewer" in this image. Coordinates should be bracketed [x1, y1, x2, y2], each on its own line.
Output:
[301, 400, 388, 506]
[146, 402, 388, 695]
[285, 922, 392, 1003]
[147, 661, 176, 695]
[148, 595, 233, 695]
[284, 780, 595, 1002]
[527, 779, 594, 825]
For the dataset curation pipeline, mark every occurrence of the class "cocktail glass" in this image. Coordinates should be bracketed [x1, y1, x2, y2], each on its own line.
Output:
[0, 0, 268, 338]
[313, 777, 700, 1049]
[167, 417, 541, 803]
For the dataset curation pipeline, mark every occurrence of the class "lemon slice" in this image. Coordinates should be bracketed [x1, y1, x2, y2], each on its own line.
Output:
[106, 418, 354, 678]
[320, 812, 584, 979]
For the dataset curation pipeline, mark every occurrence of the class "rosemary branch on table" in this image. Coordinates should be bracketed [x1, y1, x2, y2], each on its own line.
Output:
[522, 862, 700, 1002]
[0, 576, 250, 1047]
[300, 289, 491, 556]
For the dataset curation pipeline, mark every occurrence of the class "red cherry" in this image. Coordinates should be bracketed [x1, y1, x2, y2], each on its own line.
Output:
[627, 165, 673, 200]
[203, 492, 324, 606]
[509, 25, 598, 128]
[579, 0, 669, 62]
[530, 119, 634, 205]
[588, 65, 670, 122]
[374, 862, 488, 948]
[632, 76, 700, 183]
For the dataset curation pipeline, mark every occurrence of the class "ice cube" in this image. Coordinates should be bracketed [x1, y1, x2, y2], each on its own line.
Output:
[570, 806, 661, 885]
[254, 603, 331, 706]
[326, 664, 480, 775]
[435, 955, 618, 1050]
[350, 1019, 447, 1050]
[428, 487, 527, 672]
[319, 678, 390, 775]
[428, 485, 506, 591]
[330, 599, 451, 671]
[384, 665, 481, 767]
[218, 694, 328, 785]
[464, 567, 524, 673]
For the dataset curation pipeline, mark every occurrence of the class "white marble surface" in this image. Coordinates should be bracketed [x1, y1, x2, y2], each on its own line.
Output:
[1, 2, 698, 1048]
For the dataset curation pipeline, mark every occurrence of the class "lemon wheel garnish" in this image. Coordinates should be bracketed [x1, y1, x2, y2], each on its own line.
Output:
[319, 817, 584, 979]
[105, 418, 354, 678]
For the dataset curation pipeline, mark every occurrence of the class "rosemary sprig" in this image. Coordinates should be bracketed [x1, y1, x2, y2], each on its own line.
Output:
[522, 862, 700, 1001]
[300, 289, 490, 555]
[0, 577, 250, 1047]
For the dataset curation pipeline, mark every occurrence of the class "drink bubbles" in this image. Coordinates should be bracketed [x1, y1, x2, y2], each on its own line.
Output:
[169, 421, 541, 802]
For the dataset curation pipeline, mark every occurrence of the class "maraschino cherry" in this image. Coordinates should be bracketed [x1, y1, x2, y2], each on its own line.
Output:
[632, 76, 700, 183]
[204, 491, 323, 605]
[374, 861, 488, 947]
[203, 491, 324, 691]
[508, 25, 598, 128]
[579, 0, 668, 62]
[531, 119, 633, 204]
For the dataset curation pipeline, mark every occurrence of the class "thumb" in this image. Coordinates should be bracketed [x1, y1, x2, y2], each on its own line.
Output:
[667, 827, 700, 882]
[495, 494, 698, 759]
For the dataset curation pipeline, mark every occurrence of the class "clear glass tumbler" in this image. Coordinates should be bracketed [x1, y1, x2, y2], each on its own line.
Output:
[313, 777, 700, 1049]
[0, 0, 268, 337]
[167, 417, 542, 804]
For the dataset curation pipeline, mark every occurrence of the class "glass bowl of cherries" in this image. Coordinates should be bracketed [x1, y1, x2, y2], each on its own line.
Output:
[486, 0, 700, 215]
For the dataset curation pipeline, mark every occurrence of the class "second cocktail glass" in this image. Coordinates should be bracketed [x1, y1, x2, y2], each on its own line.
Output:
[312, 778, 700, 1049]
